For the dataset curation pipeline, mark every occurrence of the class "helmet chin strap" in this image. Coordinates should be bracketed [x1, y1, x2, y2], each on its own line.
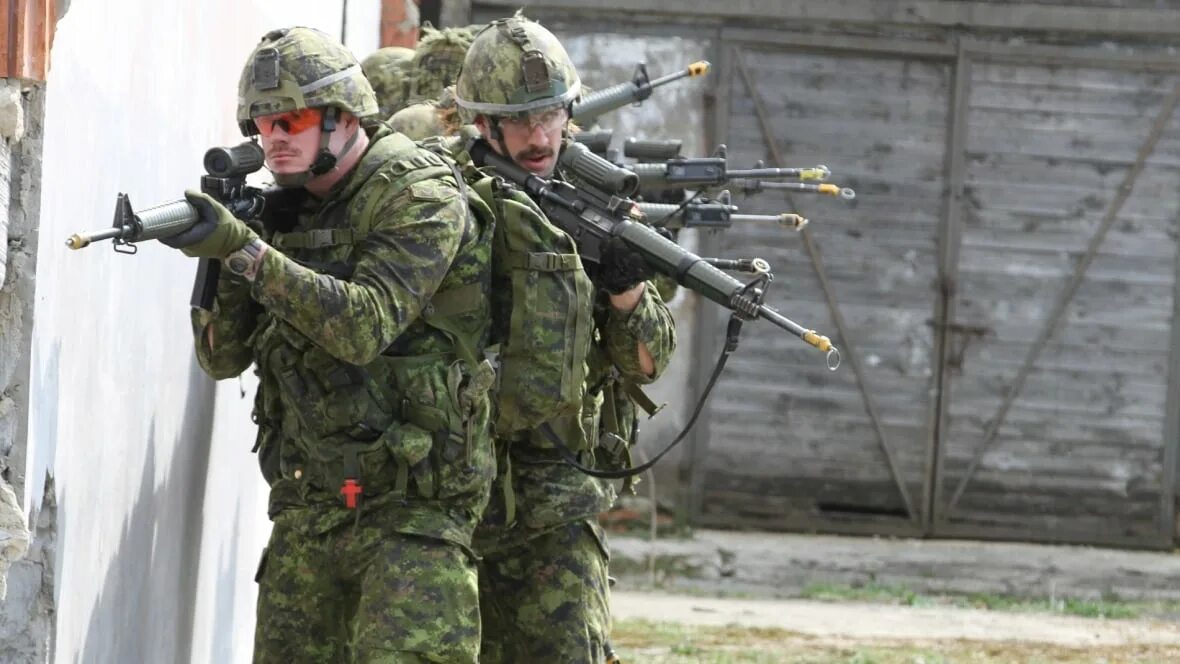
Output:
[272, 107, 361, 188]
[487, 117, 511, 163]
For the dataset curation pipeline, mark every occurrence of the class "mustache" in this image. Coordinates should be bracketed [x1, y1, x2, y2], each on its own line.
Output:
[266, 142, 300, 157]
[514, 147, 555, 162]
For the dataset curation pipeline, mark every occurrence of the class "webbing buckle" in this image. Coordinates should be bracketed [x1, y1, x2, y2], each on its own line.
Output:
[306, 228, 335, 248]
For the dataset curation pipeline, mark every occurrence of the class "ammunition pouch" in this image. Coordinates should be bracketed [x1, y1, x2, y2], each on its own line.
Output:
[254, 317, 495, 503]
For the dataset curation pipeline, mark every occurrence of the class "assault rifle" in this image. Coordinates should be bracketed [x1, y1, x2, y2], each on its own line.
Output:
[571, 60, 710, 125]
[470, 135, 839, 481]
[561, 140, 807, 232]
[572, 132, 855, 199]
[467, 136, 839, 367]
[638, 192, 808, 232]
[65, 141, 279, 309]
[624, 139, 855, 198]
[66, 142, 273, 252]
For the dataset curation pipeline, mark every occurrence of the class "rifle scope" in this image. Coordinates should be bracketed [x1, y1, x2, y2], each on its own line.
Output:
[203, 141, 265, 178]
[571, 129, 614, 157]
[560, 142, 639, 197]
[623, 138, 683, 161]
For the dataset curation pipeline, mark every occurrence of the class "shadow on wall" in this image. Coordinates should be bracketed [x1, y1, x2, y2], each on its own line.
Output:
[208, 500, 246, 662]
[28, 339, 61, 508]
[65, 358, 216, 664]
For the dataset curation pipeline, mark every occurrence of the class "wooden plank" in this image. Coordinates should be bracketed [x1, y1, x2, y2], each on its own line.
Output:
[971, 60, 1178, 89]
[732, 46, 933, 522]
[475, 0, 1180, 37]
[703, 476, 920, 509]
[940, 79, 1180, 537]
[966, 39, 1180, 74]
[939, 446, 1164, 479]
[1165, 206, 1180, 528]
[0, 0, 13, 78]
[672, 24, 1180, 546]
[0, 0, 55, 82]
[721, 28, 955, 60]
[683, 39, 732, 529]
[695, 506, 926, 540]
[943, 410, 1165, 441]
[928, 42, 972, 529]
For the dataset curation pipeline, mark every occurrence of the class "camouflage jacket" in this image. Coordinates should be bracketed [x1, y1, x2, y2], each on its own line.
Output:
[191, 127, 495, 547]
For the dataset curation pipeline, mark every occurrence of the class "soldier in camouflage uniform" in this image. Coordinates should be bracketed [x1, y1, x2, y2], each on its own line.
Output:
[447, 16, 678, 663]
[361, 45, 415, 118]
[389, 25, 476, 140]
[159, 27, 495, 663]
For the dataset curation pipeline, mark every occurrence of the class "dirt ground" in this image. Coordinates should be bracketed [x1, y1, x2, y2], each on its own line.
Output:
[610, 590, 1180, 663]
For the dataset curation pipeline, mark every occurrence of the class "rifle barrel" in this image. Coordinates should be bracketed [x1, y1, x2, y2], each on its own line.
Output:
[757, 181, 856, 199]
[727, 165, 829, 181]
[570, 60, 710, 122]
[65, 227, 125, 249]
[730, 213, 809, 230]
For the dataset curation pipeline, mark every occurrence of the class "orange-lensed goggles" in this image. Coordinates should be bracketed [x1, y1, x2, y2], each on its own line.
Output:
[254, 108, 323, 137]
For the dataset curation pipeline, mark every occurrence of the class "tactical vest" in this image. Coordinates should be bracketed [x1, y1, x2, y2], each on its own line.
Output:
[474, 177, 598, 441]
[249, 132, 497, 518]
[419, 132, 598, 446]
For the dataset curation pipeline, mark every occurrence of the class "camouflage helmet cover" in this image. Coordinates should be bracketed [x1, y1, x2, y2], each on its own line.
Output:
[453, 15, 581, 121]
[237, 26, 379, 136]
[407, 25, 476, 104]
[361, 46, 415, 118]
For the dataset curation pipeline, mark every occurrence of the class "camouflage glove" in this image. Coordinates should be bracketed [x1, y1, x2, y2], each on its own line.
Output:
[596, 235, 655, 295]
[159, 190, 258, 259]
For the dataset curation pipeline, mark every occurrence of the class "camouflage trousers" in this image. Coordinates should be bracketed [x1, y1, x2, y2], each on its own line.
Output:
[477, 519, 611, 663]
[253, 521, 480, 663]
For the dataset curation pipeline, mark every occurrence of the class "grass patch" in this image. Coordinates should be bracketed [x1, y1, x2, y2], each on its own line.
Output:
[799, 582, 1173, 620]
[611, 618, 1180, 664]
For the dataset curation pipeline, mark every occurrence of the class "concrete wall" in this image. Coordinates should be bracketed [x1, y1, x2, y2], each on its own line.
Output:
[0, 79, 51, 664]
[2, 1, 381, 662]
[557, 31, 714, 513]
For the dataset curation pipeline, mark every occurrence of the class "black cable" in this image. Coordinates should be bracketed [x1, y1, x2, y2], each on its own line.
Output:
[540, 311, 745, 480]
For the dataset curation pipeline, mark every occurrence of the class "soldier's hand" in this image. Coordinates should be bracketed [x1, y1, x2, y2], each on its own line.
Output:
[595, 235, 654, 295]
[159, 190, 259, 259]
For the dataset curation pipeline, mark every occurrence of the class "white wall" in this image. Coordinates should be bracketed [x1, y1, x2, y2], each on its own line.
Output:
[27, 1, 379, 662]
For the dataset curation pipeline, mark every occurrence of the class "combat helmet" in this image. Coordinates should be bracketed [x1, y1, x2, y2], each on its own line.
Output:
[237, 26, 378, 186]
[407, 23, 475, 105]
[361, 46, 415, 117]
[453, 14, 581, 124]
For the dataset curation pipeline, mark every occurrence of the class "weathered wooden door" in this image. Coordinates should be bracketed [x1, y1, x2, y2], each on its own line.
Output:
[688, 32, 954, 536]
[692, 33, 1180, 549]
[929, 44, 1180, 548]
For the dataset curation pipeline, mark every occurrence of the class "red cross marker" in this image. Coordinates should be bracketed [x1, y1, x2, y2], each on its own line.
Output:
[340, 479, 364, 509]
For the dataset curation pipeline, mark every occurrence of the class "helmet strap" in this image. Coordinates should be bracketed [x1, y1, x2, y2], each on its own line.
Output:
[309, 107, 340, 176]
[488, 117, 512, 163]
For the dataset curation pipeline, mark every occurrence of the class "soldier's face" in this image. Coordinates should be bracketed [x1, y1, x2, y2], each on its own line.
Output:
[478, 108, 567, 177]
[256, 108, 325, 174]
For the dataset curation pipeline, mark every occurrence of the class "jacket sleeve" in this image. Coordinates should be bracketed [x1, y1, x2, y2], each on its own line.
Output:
[249, 177, 467, 366]
[600, 281, 677, 384]
[192, 270, 260, 380]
